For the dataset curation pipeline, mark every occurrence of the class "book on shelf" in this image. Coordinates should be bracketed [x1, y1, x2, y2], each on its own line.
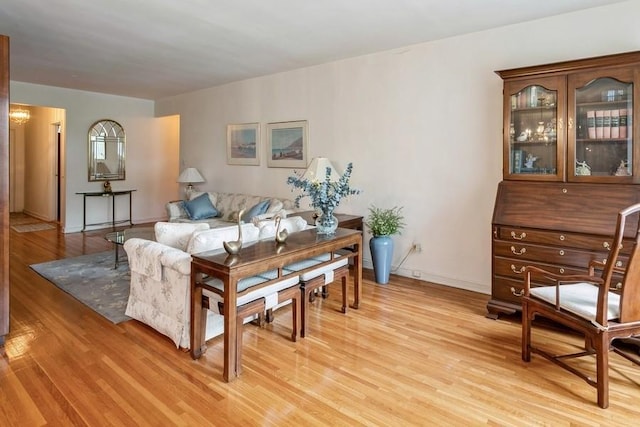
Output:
[587, 110, 596, 139]
[603, 110, 611, 138]
[595, 110, 604, 139]
[611, 109, 620, 138]
[620, 109, 628, 139]
[512, 149, 522, 174]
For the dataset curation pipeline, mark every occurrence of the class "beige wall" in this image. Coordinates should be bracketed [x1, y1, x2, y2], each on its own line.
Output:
[155, 1, 640, 294]
[9, 1, 640, 293]
[8, 84, 179, 232]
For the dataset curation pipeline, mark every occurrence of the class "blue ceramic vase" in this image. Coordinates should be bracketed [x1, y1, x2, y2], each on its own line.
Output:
[370, 236, 393, 284]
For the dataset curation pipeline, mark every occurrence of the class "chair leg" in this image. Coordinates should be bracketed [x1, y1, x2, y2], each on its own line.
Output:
[596, 334, 610, 409]
[341, 273, 348, 314]
[236, 314, 244, 375]
[300, 276, 324, 338]
[522, 300, 531, 362]
[235, 299, 266, 376]
[321, 285, 329, 299]
[290, 291, 299, 342]
[300, 266, 350, 337]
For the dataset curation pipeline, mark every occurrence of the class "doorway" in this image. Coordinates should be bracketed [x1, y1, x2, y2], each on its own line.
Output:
[54, 123, 61, 222]
[9, 104, 66, 223]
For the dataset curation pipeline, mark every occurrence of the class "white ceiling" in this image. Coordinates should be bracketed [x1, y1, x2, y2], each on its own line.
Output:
[0, 0, 627, 100]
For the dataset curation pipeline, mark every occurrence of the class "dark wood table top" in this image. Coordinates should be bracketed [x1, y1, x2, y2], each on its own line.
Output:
[295, 211, 363, 230]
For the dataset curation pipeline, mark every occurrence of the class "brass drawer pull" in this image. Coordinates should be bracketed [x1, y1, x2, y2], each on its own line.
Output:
[559, 235, 565, 241]
[510, 287, 524, 297]
[603, 241, 623, 251]
[510, 264, 525, 274]
[559, 268, 565, 274]
[510, 246, 526, 256]
[559, 250, 565, 256]
[511, 231, 526, 240]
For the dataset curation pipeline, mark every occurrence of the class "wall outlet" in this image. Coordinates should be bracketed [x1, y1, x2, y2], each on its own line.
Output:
[412, 270, 421, 278]
[412, 243, 422, 253]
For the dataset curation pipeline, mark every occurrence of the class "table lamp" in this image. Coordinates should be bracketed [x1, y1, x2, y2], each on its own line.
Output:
[177, 167, 205, 199]
[302, 157, 341, 182]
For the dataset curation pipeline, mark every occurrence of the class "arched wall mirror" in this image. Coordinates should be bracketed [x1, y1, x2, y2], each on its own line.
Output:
[88, 119, 126, 184]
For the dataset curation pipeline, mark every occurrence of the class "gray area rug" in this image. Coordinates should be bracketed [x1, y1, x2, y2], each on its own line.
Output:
[30, 251, 131, 324]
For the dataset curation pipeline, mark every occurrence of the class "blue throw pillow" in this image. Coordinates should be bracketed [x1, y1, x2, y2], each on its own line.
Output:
[183, 193, 218, 220]
[241, 200, 271, 222]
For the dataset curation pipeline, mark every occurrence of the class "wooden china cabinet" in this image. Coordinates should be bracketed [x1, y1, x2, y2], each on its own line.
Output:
[488, 51, 640, 318]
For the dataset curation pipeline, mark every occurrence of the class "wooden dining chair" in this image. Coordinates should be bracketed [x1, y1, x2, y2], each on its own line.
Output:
[521, 202, 640, 408]
[203, 274, 301, 375]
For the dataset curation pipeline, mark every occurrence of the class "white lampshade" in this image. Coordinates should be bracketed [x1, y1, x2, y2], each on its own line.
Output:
[302, 157, 341, 182]
[177, 167, 205, 184]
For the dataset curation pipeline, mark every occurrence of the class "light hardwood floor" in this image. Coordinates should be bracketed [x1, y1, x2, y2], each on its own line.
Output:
[1, 217, 639, 426]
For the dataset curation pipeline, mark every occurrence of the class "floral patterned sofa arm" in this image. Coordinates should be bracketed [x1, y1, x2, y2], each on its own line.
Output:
[124, 238, 192, 277]
[123, 238, 195, 348]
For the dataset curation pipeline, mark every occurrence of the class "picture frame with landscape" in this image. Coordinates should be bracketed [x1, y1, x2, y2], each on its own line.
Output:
[266, 120, 308, 168]
[227, 123, 260, 165]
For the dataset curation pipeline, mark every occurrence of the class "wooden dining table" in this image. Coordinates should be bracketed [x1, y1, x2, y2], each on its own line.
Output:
[189, 227, 363, 382]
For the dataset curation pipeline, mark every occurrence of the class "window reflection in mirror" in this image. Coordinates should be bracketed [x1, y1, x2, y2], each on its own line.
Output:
[88, 119, 125, 182]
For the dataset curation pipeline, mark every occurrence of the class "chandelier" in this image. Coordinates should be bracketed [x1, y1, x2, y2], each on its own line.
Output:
[9, 108, 30, 125]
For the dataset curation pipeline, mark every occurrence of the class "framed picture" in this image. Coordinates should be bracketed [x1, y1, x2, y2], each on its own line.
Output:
[227, 123, 260, 165]
[267, 120, 308, 168]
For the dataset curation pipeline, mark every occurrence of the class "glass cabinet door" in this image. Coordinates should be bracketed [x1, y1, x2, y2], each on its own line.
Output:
[568, 68, 636, 182]
[504, 76, 566, 181]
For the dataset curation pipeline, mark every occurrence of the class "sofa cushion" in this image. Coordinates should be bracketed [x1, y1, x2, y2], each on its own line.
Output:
[284, 253, 348, 281]
[183, 193, 219, 220]
[186, 223, 260, 254]
[265, 199, 284, 214]
[203, 274, 299, 310]
[165, 191, 301, 227]
[187, 191, 218, 205]
[166, 200, 189, 221]
[215, 193, 264, 221]
[154, 222, 210, 251]
[241, 199, 271, 222]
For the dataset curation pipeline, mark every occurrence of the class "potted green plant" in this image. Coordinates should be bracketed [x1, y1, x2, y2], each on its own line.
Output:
[365, 205, 405, 284]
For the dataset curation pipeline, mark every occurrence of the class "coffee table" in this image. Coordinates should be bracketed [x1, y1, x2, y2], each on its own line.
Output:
[104, 227, 155, 268]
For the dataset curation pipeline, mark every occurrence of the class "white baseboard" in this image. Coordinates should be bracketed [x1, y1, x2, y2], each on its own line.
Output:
[361, 259, 490, 295]
[63, 215, 166, 234]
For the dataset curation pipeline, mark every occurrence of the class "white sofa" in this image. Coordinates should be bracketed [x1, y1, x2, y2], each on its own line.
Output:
[165, 191, 302, 229]
[123, 216, 310, 349]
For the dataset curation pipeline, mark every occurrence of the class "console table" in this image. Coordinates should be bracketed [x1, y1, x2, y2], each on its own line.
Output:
[190, 227, 363, 382]
[77, 190, 136, 231]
